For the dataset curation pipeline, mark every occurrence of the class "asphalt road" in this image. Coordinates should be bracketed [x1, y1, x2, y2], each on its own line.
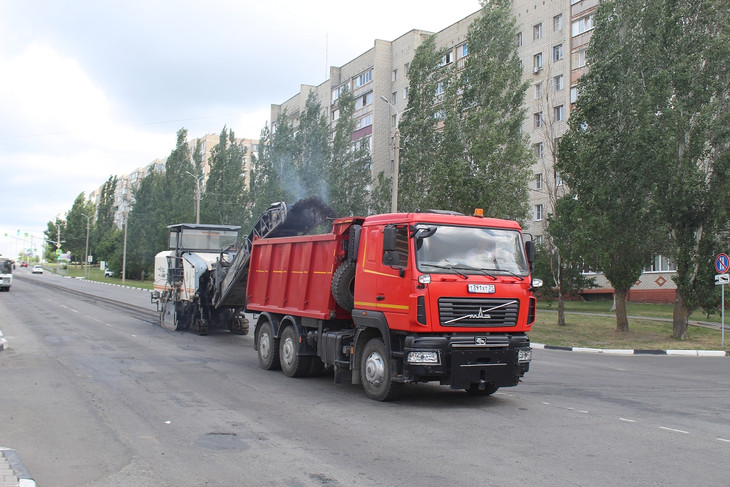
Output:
[1, 271, 729, 486]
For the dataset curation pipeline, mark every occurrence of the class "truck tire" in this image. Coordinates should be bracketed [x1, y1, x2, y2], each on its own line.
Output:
[256, 321, 280, 370]
[279, 326, 311, 377]
[331, 261, 356, 312]
[360, 337, 403, 401]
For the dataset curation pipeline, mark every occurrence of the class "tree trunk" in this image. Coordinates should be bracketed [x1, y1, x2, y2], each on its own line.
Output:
[672, 291, 690, 340]
[557, 295, 566, 326]
[614, 290, 629, 332]
[557, 264, 567, 326]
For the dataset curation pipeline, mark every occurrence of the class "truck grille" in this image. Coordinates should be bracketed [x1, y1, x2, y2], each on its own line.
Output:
[438, 297, 519, 327]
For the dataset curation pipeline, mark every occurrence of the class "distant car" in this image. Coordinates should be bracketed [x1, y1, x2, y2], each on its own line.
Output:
[104, 269, 113, 277]
[20, 261, 28, 268]
[32, 264, 43, 274]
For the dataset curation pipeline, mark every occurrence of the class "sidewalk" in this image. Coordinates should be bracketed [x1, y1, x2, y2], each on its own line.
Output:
[0, 448, 35, 487]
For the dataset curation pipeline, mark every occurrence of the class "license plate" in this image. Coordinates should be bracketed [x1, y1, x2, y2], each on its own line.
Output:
[468, 284, 495, 294]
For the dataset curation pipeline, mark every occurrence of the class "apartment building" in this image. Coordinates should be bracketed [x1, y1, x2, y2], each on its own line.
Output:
[272, 0, 676, 302]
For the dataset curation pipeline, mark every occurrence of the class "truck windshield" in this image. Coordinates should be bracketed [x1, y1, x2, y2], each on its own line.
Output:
[0, 260, 12, 274]
[172, 229, 239, 251]
[415, 225, 529, 277]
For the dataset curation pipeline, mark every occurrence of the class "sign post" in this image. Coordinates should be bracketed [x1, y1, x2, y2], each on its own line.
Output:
[715, 254, 729, 348]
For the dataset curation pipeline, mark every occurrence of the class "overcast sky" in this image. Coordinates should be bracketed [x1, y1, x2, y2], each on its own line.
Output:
[0, 0, 482, 259]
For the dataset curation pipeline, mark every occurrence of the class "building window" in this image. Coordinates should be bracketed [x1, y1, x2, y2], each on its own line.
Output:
[331, 85, 345, 103]
[439, 51, 453, 67]
[570, 86, 578, 103]
[553, 44, 564, 61]
[392, 114, 397, 127]
[533, 23, 543, 40]
[355, 91, 373, 110]
[644, 255, 677, 272]
[534, 142, 544, 159]
[404, 62, 410, 74]
[457, 43, 469, 59]
[572, 14, 595, 37]
[435, 81, 444, 96]
[517, 32, 523, 47]
[392, 69, 398, 81]
[403, 86, 409, 100]
[534, 204, 544, 221]
[554, 74, 564, 91]
[534, 82, 543, 99]
[533, 53, 543, 71]
[574, 49, 587, 68]
[356, 114, 372, 129]
[391, 92, 397, 104]
[554, 14, 563, 31]
[535, 173, 543, 190]
[332, 108, 339, 121]
[554, 105, 565, 121]
[534, 112, 543, 128]
[355, 69, 373, 87]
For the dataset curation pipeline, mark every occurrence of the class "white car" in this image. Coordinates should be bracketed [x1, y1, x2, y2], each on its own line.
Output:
[32, 264, 43, 274]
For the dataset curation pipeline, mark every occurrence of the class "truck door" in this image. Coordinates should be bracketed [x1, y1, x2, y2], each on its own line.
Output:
[375, 224, 411, 331]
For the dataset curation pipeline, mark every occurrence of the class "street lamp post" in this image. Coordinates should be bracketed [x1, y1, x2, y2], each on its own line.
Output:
[380, 96, 412, 213]
[81, 213, 92, 279]
[186, 171, 204, 224]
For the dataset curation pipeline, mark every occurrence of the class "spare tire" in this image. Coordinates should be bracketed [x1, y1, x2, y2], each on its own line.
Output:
[331, 261, 356, 312]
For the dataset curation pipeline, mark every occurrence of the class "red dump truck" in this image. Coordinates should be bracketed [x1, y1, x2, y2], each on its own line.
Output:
[247, 209, 540, 401]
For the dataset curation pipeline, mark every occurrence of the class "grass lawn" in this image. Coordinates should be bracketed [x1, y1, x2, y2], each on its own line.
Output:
[534, 300, 727, 351]
[46, 263, 154, 290]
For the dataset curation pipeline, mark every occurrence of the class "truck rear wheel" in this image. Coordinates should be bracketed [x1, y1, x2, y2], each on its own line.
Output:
[331, 261, 356, 311]
[256, 321, 280, 370]
[361, 338, 402, 401]
[279, 326, 311, 377]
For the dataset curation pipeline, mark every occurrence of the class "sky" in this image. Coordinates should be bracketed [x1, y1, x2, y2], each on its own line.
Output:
[0, 0, 483, 260]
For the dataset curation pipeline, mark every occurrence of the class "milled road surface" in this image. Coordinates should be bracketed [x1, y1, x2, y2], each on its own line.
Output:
[1, 271, 729, 486]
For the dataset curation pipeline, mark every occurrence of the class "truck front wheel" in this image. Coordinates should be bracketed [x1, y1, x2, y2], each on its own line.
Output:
[256, 321, 280, 370]
[279, 326, 311, 377]
[361, 338, 402, 401]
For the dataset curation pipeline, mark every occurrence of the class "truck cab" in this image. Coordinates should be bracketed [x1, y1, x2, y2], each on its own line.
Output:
[348, 212, 537, 399]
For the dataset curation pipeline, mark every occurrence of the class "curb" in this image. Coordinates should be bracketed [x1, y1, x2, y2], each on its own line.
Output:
[0, 448, 36, 487]
[532, 342, 729, 357]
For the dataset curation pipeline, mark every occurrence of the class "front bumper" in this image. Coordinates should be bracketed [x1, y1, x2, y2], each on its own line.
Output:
[402, 334, 531, 389]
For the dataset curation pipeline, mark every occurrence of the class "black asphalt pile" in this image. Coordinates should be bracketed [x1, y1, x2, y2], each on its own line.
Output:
[269, 197, 338, 237]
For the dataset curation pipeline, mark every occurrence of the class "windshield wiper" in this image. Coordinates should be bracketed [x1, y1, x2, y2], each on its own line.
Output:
[421, 261, 469, 280]
[482, 267, 525, 281]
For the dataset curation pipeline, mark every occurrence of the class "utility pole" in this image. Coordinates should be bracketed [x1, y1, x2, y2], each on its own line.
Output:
[81, 213, 92, 279]
[380, 96, 412, 213]
[122, 210, 128, 285]
[186, 171, 204, 224]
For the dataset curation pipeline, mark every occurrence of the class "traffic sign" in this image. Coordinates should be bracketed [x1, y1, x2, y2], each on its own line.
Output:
[715, 274, 729, 285]
[715, 253, 729, 274]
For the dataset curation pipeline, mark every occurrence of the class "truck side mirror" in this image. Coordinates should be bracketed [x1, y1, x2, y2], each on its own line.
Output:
[525, 240, 535, 273]
[383, 225, 397, 251]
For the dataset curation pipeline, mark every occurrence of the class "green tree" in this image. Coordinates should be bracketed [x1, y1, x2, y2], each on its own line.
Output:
[248, 123, 290, 227]
[93, 175, 118, 262]
[328, 86, 372, 216]
[557, 0, 668, 332]
[126, 171, 167, 279]
[64, 193, 96, 263]
[43, 218, 64, 262]
[295, 92, 331, 201]
[200, 126, 248, 226]
[163, 128, 196, 225]
[646, 0, 730, 338]
[399, 34, 443, 212]
[453, 0, 531, 220]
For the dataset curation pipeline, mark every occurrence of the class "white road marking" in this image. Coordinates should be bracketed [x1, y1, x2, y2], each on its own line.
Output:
[659, 426, 689, 434]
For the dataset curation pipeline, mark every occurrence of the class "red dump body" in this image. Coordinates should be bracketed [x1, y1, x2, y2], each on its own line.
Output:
[246, 219, 354, 319]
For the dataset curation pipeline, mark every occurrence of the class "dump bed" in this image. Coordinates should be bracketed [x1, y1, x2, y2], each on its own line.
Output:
[246, 233, 348, 320]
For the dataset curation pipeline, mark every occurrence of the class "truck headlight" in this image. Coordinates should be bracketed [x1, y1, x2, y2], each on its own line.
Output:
[407, 351, 440, 365]
[518, 349, 532, 363]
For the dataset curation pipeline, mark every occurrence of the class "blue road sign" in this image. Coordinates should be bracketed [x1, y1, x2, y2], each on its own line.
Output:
[715, 253, 729, 274]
